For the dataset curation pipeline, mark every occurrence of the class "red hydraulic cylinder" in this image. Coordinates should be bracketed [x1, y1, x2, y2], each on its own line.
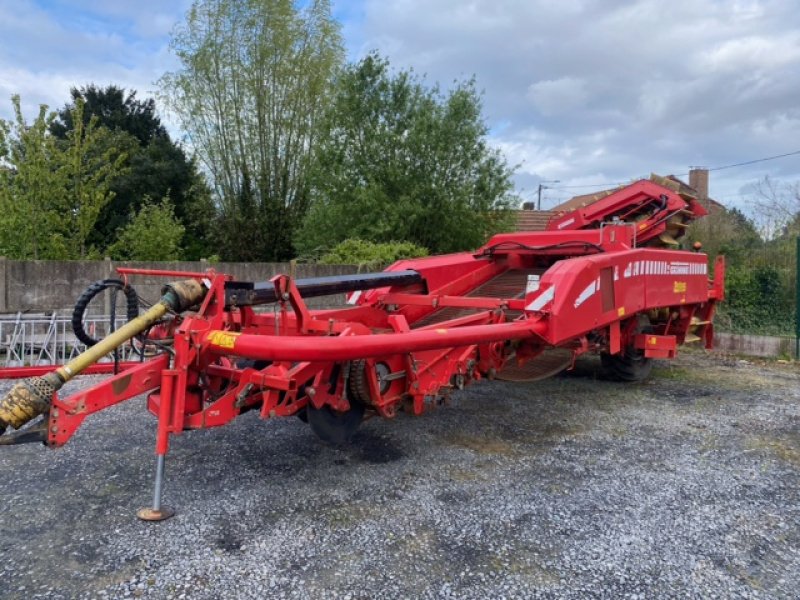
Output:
[205, 319, 548, 362]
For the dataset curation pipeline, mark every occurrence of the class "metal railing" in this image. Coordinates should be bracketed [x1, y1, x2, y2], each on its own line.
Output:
[0, 312, 145, 367]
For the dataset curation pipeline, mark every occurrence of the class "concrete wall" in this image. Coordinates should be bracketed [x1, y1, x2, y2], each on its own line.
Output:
[713, 332, 798, 359]
[0, 258, 361, 312]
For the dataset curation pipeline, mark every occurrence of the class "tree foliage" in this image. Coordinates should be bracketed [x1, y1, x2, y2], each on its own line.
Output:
[160, 0, 343, 261]
[0, 99, 59, 259]
[297, 53, 516, 257]
[688, 188, 798, 337]
[51, 85, 215, 259]
[686, 206, 761, 263]
[51, 85, 166, 144]
[108, 198, 185, 261]
[318, 238, 428, 269]
[0, 96, 128, 259]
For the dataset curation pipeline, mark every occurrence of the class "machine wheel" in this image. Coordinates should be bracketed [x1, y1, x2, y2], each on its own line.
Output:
[348, 360, 391, 405]
[306, 401, 365, 444]
[602, 315, 654, 382]
[601, 345, 652, 382]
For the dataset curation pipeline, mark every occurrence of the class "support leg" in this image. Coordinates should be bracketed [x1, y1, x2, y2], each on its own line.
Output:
[137, 454, 175, 521]
[138, 370, 177, 522]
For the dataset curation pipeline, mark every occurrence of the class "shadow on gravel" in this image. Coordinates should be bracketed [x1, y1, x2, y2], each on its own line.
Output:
[347, 430, 405, 464]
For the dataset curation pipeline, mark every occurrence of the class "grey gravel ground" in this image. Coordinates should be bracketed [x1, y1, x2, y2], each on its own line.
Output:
[1, 350, 799, 599]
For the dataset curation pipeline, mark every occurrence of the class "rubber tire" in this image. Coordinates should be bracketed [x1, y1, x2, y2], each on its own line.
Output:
[306, 402, 365, 444]
[601, 346, 653, 382]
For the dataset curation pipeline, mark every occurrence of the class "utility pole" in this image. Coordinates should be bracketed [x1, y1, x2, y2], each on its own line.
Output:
[536, 180, 560, 210]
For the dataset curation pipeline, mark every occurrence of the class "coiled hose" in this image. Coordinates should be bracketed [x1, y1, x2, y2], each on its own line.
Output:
[71, 279, 139, 347]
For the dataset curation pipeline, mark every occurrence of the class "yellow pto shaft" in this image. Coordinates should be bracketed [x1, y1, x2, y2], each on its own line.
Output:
[0, 279, 206, 433]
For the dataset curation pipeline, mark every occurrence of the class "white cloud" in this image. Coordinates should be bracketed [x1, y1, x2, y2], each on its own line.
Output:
[698, 34, 800, 73]
[355, 0, 800, 209]
[527, 77, 588, 117]
[0, 1, 183, 126]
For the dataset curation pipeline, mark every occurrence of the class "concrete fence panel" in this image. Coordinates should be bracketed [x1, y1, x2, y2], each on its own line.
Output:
[0, 258, 362, 312]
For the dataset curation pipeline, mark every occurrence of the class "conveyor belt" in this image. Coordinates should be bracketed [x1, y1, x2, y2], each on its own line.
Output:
[410, 268, 572, 382]
[411, 268, 543, 328]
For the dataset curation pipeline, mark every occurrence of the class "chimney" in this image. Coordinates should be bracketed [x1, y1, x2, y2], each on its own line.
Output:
[689, 167, 709, 202]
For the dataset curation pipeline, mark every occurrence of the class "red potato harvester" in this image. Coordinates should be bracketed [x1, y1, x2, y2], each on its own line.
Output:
[0, 175, 724, 520]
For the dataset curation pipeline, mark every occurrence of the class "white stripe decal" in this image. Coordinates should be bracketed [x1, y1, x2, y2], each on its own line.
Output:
[574, 281, 597, 308]
[527, 286, 555, 311]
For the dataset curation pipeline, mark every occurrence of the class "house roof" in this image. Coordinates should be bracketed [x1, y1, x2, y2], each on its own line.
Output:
[548, 188, 622, 214]
[514, 210, 556, 231]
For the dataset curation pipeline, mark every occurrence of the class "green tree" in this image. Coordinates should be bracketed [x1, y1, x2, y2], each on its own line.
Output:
[108, 198, 186, 260]
[318, 238, 428, 269]
[297, 53, 516, 257]
[160, 0, 343, 261]
[0, 98, 59, 259]
[0, 96, 128, 259]
[51, 85, 215, 259]
[686, 206, 761, 263]
[51, 85, 165, 143]
[55, 99, 130, 258]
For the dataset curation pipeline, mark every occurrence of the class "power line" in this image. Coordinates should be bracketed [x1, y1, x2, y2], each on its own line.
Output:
[706, 149, 800, 172]
[531, 149, 800, 194]
[550, 181, 629, 190]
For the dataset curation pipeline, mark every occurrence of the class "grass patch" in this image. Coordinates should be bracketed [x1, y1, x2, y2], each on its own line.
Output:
[746, 434, 800, 467]
[442, 432, 519, 456]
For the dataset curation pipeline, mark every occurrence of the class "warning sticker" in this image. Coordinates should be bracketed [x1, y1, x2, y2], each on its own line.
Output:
[526, 274, 541, 294]
[673, 281, 687, 293]
[208, 331, 240, 349]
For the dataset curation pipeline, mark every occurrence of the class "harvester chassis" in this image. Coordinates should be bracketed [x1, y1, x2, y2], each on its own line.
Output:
[0, 176, 725, 519]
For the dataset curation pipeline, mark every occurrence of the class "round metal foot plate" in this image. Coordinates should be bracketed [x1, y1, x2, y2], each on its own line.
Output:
[137, 506, 175, 522]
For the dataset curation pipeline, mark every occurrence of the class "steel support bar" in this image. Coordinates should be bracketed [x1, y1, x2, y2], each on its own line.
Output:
[206, 319, 547, 362]
[0, 362, 145, 380]
[224, 270, 423, 307]
[380, 293, 526, 310]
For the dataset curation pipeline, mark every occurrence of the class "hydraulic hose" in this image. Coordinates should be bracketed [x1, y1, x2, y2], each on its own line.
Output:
[72, 279, 139, 347]
[0, 279, 206, 435]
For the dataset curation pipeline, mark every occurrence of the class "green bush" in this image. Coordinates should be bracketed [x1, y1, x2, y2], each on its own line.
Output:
[319, 238, 428, 269]
[719, 264, 795, 335]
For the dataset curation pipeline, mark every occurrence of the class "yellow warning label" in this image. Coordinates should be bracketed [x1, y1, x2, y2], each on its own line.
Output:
[639, 223, 647, 230]
[617, 306, 626, 317]
[208, 331, 240, 349]
[649, 336, 658, 345]
[673, 281, 687, 293]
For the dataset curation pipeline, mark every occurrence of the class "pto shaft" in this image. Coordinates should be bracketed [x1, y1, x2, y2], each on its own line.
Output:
[0, 280, 205, 434]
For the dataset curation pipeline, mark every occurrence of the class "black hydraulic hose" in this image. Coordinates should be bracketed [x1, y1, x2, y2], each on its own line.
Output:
[71, 279, 139, 347]
[110, 286, 119, 373]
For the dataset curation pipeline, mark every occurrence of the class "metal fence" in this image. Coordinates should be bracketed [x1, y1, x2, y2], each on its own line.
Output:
[0, 312, 143, 367]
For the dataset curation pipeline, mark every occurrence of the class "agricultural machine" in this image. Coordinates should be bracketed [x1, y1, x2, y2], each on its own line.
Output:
[0, 175, 724, 520]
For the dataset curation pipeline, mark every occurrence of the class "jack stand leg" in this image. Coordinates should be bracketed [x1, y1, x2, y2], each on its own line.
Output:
[137, 454, 175, 521]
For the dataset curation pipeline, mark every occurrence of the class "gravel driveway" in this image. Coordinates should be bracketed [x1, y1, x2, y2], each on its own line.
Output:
[1, 351, 799, 599]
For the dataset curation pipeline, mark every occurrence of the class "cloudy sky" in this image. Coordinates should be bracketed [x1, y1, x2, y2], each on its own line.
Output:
[1, 0, 798, 211]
